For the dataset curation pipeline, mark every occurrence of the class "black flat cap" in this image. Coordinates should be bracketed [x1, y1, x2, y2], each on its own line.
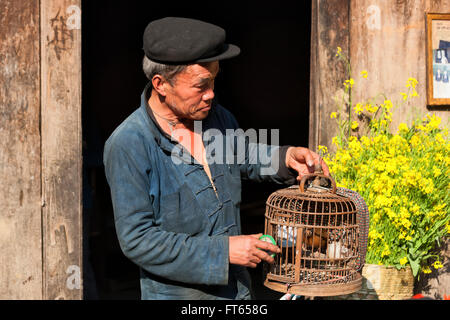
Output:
[143, 17, 240, 64]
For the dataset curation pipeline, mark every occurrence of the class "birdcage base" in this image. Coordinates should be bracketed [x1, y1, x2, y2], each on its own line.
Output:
[264, 273, 362, 297]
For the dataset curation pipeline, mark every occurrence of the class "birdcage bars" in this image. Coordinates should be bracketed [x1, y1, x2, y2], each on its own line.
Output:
[262, 176, 363, 297]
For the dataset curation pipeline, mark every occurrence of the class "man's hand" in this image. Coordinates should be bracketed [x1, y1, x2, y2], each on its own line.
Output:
[285, 146, 330, 181]
[229, 233, 281, 268]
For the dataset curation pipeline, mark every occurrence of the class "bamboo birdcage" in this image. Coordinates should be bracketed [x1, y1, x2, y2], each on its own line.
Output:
[263, 172, 363, 297]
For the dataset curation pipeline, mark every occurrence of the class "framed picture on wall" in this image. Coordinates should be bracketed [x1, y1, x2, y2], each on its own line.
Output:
[426, 13, 450, 106]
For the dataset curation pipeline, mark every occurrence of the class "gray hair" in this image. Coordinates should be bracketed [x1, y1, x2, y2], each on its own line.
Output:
[142, 55, 188, 85]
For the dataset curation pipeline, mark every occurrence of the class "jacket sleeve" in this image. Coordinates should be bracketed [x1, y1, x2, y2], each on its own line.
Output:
[103, 132, 229, 286]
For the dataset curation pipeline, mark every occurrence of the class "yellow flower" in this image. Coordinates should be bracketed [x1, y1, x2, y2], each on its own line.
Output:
[411, 204, 421, 215]
[360, 70, 368, 78]
[361, 136, 370, 147]
[332, 136, 338, 146]
[435, 133, 445, 144]
[318, 145, 328, 154]
[365, 104, 378, 113]
[330, 112, 337, 119]
[430, 203, 446, 218]
[398, 123, 409, 134]
[381, 243, 391, 257]
[425, 114, 441, 131]
[432, 166, 442, 177]
[410, 134, 420, 147]
[353, 103, 364, 115]
[433, 261, 443, 269]
[344, 78, 355, 89]
[406, 77, 418, 88]
[422, 266, 432, 274]
[421, 179, 434, 194]
[400, 92, 408, 101]
[383, 100, 393, 111]
[351, 121, 359, 130]
[336, 46, 342, 57]
[399, 257, 408, 265]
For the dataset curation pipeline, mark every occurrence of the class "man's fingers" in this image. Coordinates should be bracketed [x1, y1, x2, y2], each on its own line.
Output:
[255, 239, 281, 254]
[289, 147, 332, 178]
[250, 254, 262, 265]
[251, 234, 281, 253]
[288, 148, 317, 178]
[253, 247, 275, 264]
[303, 150, 315, 168]
[291, 147, 315, 167]
[290, 159, 309, 176]
[229, 234, 281, 268]
[320, 158, 330, 176]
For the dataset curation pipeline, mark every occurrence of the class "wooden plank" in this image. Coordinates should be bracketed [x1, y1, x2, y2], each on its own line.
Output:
[41, 0, 83, 299]
[309, 0, 350, 152]
[0, 0, 42, 299]
[309, 0, 320, 150]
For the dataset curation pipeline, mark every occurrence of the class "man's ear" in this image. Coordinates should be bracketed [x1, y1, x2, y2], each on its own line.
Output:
[151, 75, 168, 97]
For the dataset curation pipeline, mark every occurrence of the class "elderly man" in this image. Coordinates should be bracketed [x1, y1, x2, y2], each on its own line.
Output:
[104, 17, 329, 300]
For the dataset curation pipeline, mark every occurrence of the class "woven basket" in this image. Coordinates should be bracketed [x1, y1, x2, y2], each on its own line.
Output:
[327, 264, 414, 300]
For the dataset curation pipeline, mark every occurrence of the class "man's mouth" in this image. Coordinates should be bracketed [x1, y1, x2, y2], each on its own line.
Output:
[198, 105, 211, 111]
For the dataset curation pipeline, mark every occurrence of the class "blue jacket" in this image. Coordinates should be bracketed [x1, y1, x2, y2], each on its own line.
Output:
[103, 83, 296, 299]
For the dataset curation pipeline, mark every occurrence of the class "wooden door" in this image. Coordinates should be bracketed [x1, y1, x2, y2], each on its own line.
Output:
[0, 0, 43, 299]
[0, 0, 82, 299]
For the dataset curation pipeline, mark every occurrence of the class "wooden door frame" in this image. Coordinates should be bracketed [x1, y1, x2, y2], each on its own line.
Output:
[40, 0, 83, 299]
[309, 0, 350, 151]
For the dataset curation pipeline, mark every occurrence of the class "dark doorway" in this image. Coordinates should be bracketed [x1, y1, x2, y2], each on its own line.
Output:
[82, 0, 311, 299]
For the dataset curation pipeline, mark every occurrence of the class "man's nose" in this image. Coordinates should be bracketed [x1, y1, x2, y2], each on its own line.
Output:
[202, 88, 215, 101]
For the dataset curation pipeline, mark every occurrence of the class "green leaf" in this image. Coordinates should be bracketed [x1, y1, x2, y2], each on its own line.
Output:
[409, 259, 420, 277]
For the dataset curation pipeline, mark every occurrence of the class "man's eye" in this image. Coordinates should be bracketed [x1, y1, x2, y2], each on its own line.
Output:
[196, 82, 213, 90]
[194, 76, 216, 90]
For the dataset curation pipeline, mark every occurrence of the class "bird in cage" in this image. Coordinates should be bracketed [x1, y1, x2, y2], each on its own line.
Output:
[304, 228, 328, 249]
[326, 228, 356, 260]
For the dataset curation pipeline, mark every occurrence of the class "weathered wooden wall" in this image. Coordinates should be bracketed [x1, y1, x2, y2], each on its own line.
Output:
[310, 0, 449, 299]
[0, 0, 43, 299]
[350, 0, 450, 130]
[0, 0, 82, 299]
[310, 0, 450, 151]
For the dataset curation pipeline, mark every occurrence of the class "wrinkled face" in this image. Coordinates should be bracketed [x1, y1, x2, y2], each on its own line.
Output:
[164, 61, 219, 121]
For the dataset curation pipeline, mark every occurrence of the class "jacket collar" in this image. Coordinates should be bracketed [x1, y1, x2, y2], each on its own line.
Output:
[140, 82, 214, 164]
[140, 82, 177, 154]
